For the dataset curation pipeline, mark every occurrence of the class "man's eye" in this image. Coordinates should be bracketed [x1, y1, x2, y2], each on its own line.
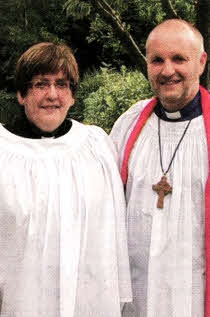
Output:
[151, 57, 163, 64]
[173, 55, 185, 62]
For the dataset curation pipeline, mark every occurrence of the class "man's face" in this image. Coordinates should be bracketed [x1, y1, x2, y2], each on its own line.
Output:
[146, 25, 207, 111]
[18, 71, 75, 132]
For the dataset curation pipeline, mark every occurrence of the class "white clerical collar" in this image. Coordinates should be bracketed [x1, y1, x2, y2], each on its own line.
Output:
[164, 110, 181, 120]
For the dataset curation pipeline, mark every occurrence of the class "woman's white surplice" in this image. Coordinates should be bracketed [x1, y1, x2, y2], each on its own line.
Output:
[0, 120, 132, 317]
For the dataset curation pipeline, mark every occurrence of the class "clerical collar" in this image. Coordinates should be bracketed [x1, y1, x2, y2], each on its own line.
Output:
[4, 110, 72, 139]
[154, 91, 202, 122]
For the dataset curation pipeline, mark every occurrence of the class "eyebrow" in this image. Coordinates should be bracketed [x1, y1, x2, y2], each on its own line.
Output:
[34, 77, 68, 82]
[148, 53, 189, 59]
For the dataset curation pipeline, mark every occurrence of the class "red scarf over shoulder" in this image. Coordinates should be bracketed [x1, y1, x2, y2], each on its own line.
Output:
[121, 86, 210, 316]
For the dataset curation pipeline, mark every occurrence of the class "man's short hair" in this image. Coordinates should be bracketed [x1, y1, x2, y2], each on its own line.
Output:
[16, 42, 79, 97]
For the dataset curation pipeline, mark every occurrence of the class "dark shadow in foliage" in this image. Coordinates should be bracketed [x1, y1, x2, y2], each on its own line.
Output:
[0, 91, 22, 125]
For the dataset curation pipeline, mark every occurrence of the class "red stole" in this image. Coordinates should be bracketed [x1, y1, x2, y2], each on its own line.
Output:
[121, 86, 210, 316]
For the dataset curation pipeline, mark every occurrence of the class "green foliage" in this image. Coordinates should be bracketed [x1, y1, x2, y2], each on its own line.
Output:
[64, 0, 166, 68]
[64, 0, 195, 70]
[80, 66, 153, 133]
[172, 0, 196, 22]
[0, 0, 70, 90]
[0, 90, 22, 124]
[87, 16, 126, 66]
[69, 67, 105, 121]
[64, 0, 92, 20]
[126, 0, 165, 26]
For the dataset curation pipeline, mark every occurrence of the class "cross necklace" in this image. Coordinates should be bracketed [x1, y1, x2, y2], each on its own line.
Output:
[152, 117, 191, 209]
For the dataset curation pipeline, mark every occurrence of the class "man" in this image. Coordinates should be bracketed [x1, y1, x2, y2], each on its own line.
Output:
[0, 42, 132, 316]
[111, 19, 209, 316]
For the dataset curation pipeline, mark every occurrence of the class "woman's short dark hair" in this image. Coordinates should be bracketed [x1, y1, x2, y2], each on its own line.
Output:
[16, 42, 79, 97]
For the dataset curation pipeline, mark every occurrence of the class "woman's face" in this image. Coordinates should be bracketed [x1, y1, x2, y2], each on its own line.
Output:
[17, 71, 75, 132]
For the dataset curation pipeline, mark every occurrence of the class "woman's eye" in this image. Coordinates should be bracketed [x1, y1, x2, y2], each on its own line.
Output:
[34, 82, 48, 89]
[56, 81, 69, 89]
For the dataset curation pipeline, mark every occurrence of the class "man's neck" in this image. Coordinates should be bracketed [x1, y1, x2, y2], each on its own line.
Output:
[154, 91, 201, 122]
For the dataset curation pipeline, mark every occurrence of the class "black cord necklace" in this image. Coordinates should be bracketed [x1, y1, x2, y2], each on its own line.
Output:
[152, 117, 192, 209]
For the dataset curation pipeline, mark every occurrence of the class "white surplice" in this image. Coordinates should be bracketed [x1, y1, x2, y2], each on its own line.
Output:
[0, 120, 132, 317]
[111, 100, 208, 317]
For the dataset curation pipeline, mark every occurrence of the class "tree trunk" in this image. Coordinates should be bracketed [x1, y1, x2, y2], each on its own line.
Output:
[196, 0, 210, 89]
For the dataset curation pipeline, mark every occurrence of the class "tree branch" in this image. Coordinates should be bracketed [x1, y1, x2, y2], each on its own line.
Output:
[89, 0, 147, 77]
[160, 0, 181, 19]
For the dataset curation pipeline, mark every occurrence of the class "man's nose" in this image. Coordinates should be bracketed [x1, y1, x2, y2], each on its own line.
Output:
[161, 60, 175, 77]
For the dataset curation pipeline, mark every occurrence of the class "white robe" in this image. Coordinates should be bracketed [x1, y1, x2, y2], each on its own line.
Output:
[0, 120, 132, 317]
[111, 100, 208, 317]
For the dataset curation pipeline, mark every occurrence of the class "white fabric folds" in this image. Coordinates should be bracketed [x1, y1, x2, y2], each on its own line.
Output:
[111, 101, 208, 317]
[0, 120, 132, 317]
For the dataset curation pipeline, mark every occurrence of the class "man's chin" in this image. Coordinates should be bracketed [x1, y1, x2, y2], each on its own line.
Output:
[159, 94, 184, 111]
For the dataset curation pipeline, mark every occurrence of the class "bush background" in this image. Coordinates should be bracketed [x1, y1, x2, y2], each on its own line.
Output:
[0, 0, 208, 132]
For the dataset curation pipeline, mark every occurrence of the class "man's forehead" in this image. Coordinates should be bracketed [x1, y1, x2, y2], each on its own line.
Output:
[146, 26, 199, 56]
[149, 21, 194, 36]
[147, 22, 198, 48]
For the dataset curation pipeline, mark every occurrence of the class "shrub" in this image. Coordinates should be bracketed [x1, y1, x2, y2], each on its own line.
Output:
[81, 66, 153, 133]
[69, 68, 106, 122]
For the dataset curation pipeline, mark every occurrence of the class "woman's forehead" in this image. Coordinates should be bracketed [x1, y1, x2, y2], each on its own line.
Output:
[32, 71, 67, 81]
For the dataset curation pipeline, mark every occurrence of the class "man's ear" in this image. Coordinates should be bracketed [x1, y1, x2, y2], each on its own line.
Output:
[17, 91, 25, 106]
[199, 51, 208, 76]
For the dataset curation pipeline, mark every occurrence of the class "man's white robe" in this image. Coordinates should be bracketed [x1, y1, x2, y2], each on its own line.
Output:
[0, 120, 132, 317]
[111, 99, 208, 317]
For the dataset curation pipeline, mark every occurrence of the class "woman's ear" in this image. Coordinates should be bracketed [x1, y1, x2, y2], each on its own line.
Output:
[17, 91, 25, 106]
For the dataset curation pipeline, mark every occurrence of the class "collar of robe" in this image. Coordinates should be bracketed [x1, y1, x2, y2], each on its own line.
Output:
[154, 91, 202, 122]
[4, 110, 72, 139]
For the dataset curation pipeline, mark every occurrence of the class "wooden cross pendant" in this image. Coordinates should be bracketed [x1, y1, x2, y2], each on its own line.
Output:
[152, 175, 172, 209]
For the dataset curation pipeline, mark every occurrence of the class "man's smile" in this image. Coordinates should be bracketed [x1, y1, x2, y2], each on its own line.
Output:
[159, 79, 182, 86]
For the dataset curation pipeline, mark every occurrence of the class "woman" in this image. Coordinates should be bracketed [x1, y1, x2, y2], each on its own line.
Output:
[0, 42, 131, 317]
